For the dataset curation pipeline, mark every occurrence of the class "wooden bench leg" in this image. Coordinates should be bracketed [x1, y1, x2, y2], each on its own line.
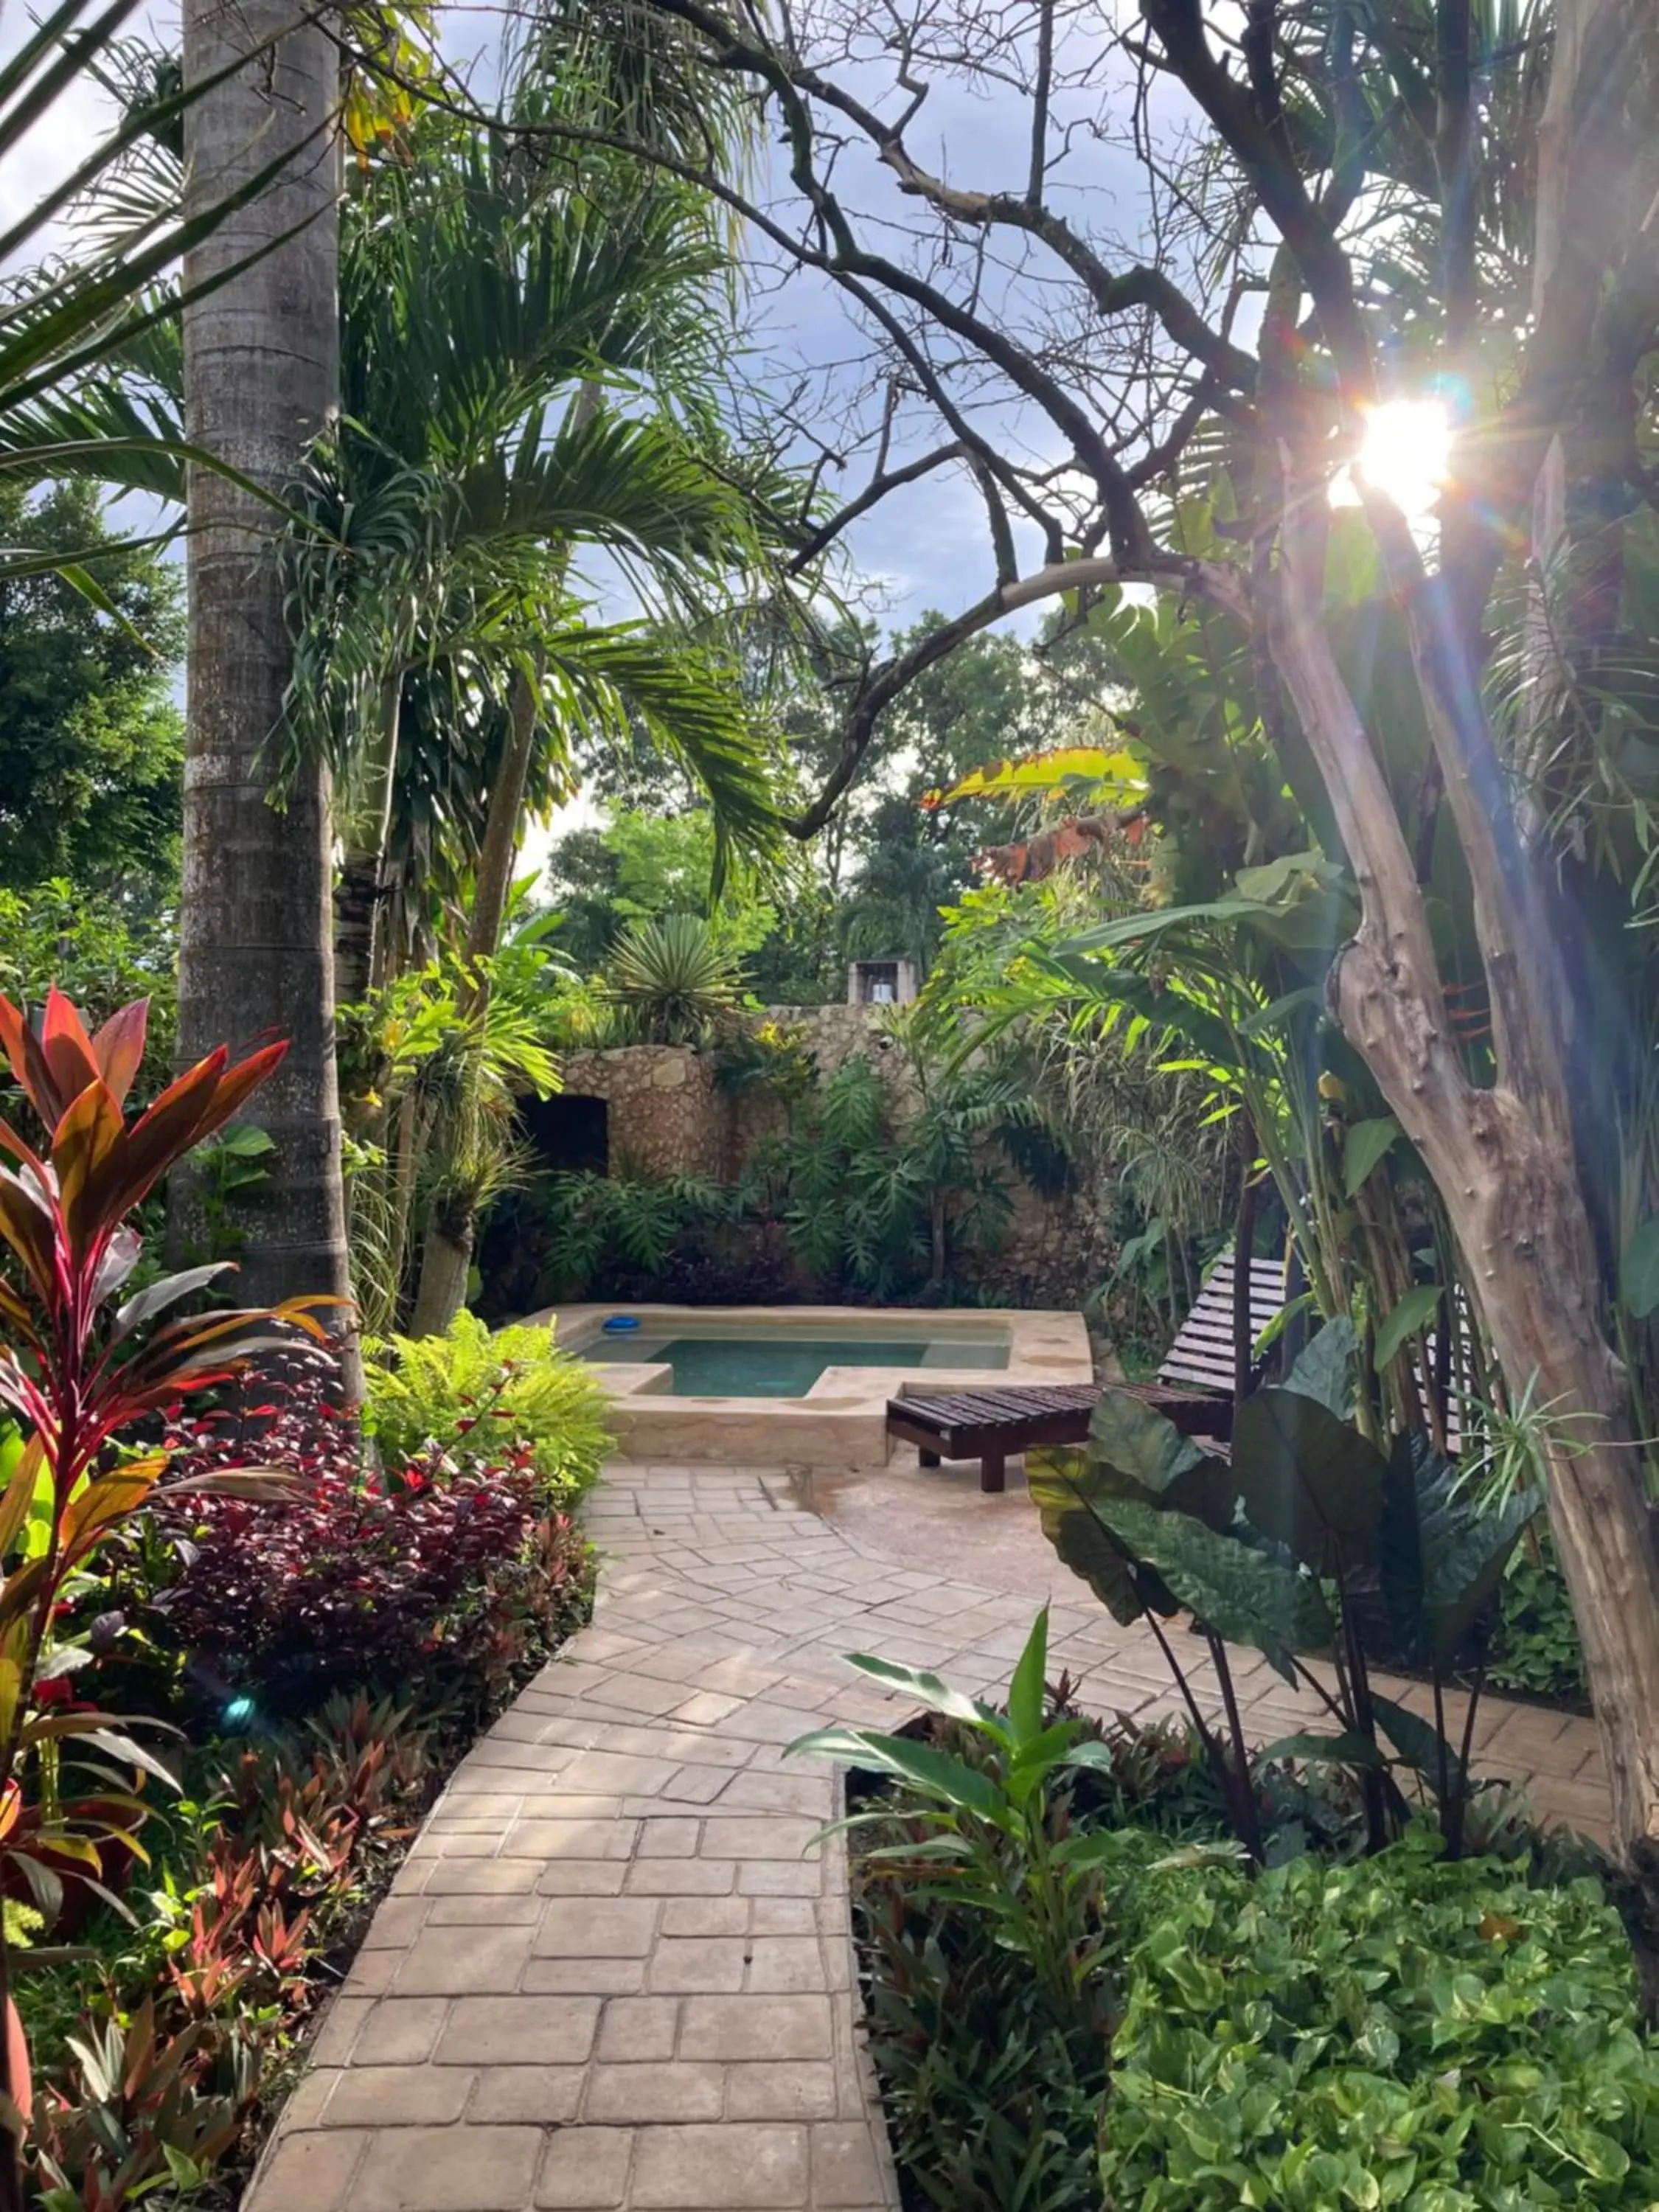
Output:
[919, 1448, 942, 1469]
[981, 1453, 1006, 1495]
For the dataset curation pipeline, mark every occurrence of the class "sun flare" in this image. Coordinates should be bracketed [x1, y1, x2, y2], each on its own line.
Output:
[1333, 397, 1453, 519]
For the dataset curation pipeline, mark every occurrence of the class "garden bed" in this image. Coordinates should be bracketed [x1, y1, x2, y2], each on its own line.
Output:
[838, 1639, 1648, 2212]
[13, 1316, 609, 2211]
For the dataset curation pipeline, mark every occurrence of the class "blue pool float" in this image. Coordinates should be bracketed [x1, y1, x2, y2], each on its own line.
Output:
[601, 1315, 641, 1334]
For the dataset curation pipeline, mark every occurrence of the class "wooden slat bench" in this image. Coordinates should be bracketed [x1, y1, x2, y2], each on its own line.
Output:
[886, 1381, 1234, 1493]
[887, 1255, 1290, 1493]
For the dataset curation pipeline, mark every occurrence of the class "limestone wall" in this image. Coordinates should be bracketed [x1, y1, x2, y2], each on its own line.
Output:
[557, 1045, 723, 1180]
[553, 1008, 1109, 1306]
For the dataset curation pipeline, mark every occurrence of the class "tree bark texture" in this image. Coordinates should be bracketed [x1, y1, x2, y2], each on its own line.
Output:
[408, 1208, 473, 1341]
[178, 0, 360, 1395]
[333, 674, 404, 1006]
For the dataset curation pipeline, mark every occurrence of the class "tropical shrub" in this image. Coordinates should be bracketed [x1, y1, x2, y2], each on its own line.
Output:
[1490, 1537, 1590, 1705]
[23, 1697, 437, 2210]
[813, 1615, 1635, 2212]
[794, 1609, 1147, 2021]
[153, 1380, 592, 1724]
[362, 1311, 611, 1505]
[765, 1046, 1053, 1300]
[0, 888, 177, 1105]
[0, 987, 333, 2190]
[1029, 1318, 1541, 1858]
[529, 1169, 746, 1305]
[796, 1611, 1214, 2212]
[712, 1016, 818, 1102]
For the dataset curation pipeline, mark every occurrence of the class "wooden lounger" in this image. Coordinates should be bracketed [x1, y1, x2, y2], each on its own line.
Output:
[886, 1255, 1288, 1493]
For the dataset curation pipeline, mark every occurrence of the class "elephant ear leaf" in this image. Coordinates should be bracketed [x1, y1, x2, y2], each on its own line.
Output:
[1380, 1432, 1542, 1670]
[1026, 1448, 1179, 1627]
[1088, 1388, 1236, 1529]
[1091, 1494, 1334, 1684]
[1232, 1387, 1388, 1572]
[1283, 1318, 1359, 1421]
[1371, 1691, 1466, 1795]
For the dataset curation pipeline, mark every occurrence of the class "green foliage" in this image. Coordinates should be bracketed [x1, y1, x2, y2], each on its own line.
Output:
[712, 1015, 818, 1102]
[340, 943, 565, 1333]
[923, 871, 1234, 1324]
[794, 1613, 1231, 2212]
[766, 1037, 1055, 1299]
[546, 804, 782, 970]
[793, 1610, 1145, 2020]
[825, 1624, 1633, 2212]
[1490, 1539, 1590, 1704]
[531, 1169, 749, 1305]
[187, 1122, 276, 1262]
[22, 1696, 443, 2208]
[0, 880, 175, 1100]
[605, 911, 748, 1044]
[0, 479, 184, 894]
[363, 1311, 611, 1505]
[1030, 1324, 1543, 1857]
[1100, 1834, 1659, 2209]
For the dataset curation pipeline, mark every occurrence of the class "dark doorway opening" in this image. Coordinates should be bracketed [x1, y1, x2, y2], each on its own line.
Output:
[521, 1092, 609, 1177]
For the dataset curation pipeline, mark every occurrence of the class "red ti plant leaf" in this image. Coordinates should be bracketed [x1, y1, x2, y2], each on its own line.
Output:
[0, 1001, 59, 1130]
[88, 999, 149, 1109]
[0, 986, 340, 2081]
[37, 990, 103, 1124]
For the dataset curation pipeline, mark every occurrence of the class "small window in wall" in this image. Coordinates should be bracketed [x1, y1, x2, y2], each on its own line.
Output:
[855, 961, 899, 1004]
[521, 1093, 608, 1175]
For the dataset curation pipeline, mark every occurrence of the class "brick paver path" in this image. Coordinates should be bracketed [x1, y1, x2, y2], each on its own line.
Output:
[247, 1461, 1609, 2212]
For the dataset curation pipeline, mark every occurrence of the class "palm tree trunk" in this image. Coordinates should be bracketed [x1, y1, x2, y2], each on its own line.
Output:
[335, 673, 403, 1008]
[406, 663, 543, 1339]
[465, 659, 543, 976]
[176, 0, 361, 1399]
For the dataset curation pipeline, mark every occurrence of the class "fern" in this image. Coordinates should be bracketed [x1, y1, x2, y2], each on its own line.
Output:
[364, 1311, 612, 1504]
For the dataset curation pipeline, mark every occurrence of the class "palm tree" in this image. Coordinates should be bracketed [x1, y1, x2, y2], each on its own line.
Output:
[288, 106, 796, 1333]
[177, 0, 355, 1377]
[282, 123, 782, 1005]
[0, 32, 815, 1340]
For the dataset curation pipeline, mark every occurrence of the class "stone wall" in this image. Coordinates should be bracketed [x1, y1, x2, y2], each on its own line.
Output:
[557, 1045, 723, 1180]
[554, 1009, 1108, 1306]
[725, 1004, 914, 1172]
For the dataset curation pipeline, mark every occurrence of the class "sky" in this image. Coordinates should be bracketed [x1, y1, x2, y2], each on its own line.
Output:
[0, 0, 1162, 860]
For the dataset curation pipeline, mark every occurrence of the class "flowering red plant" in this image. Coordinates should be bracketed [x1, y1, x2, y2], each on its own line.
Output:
[0, 987, 335, 2196]
[156, 1375, 588, 1721]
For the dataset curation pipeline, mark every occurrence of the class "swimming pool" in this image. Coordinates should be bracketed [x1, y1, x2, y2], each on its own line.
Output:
[583, 1322, 1011, 1397]
[546, 1304, 1091, 1467]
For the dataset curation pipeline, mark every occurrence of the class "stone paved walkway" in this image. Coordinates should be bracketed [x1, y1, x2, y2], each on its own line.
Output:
[247, 1458, 1610, 2212]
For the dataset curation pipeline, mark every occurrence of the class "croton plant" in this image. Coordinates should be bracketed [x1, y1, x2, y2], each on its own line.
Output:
[0, 989, 332, 2194]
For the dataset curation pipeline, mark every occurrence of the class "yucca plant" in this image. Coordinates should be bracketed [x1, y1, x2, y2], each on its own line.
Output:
[605, 912, 746, 1045]
[0, 988, 332, 2201]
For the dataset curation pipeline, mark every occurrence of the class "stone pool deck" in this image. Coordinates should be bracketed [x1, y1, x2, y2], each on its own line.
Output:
[246, 1455, 1610, 2212]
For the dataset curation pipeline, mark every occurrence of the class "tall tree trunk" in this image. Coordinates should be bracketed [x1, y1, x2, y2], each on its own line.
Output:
[1268, 459, 1659, 1980]
[334, 672, 404, 1008]
[178, 0, 360, 1398]
[465, 661, 543, 977]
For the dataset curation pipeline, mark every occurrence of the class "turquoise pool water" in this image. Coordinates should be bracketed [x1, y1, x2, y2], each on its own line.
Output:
[584, 1327, 1010, 1397]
